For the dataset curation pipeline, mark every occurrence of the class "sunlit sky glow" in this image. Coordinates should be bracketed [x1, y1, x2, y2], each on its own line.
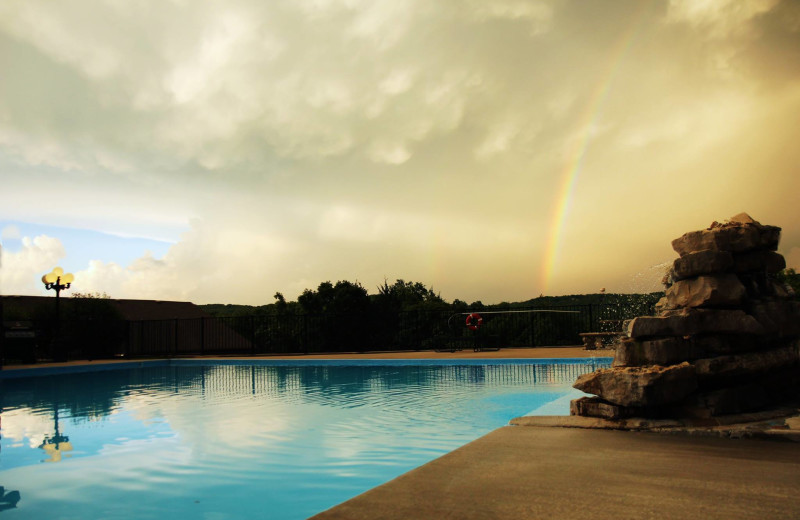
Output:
[1, 0, 799, 305]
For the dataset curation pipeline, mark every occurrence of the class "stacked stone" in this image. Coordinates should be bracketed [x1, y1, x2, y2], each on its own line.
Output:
[571, 213, 800, 420]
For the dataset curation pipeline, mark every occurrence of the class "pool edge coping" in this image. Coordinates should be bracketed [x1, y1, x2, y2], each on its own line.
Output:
[0, 357, 613, 379]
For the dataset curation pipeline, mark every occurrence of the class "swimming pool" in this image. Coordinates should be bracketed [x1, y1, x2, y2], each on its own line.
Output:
[0, 358, 609, 519]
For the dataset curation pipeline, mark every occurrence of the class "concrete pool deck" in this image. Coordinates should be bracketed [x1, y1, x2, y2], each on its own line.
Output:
[310, 424, 800, 520]
[0, 346, 605, 372]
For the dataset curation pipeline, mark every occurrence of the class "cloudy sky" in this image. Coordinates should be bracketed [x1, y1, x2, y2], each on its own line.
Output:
[1, 0, 799, 305]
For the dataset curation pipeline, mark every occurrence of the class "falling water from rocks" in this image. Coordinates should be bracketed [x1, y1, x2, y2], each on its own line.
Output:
[625, 261, 672, 294]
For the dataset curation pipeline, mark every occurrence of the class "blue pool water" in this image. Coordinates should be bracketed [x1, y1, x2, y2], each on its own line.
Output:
[0, 359, 609, 519]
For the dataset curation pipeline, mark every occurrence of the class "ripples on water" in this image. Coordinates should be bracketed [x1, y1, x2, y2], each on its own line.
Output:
[0, 361, 607, 519]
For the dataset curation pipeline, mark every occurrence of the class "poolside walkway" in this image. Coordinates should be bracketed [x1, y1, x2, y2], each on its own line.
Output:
[310, 424, 800, 520]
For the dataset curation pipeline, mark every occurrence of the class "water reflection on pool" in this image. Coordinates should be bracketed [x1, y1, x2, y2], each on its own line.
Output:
[0, 360, 608, 519]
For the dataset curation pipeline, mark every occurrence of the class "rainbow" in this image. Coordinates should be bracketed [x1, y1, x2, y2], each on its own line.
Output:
[539, 3, 652, 294]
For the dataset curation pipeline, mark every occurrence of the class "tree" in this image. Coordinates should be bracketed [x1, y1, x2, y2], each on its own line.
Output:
[451, 299, 468, 311]
[777, 268, 800, 299]
[298, 280, 370, 315]
[71, 291, 110, 299]
[375, 279, 447, 311]
[273, 292, 287, 313]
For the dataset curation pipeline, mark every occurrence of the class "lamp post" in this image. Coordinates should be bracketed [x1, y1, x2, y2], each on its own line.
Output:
[42, 267, 74, 312]
[42, 267, 74, 361]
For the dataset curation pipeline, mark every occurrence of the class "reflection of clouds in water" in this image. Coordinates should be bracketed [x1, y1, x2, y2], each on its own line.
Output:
[1, 409, 53, 449]
[116, 364, 595, 460]
[124, 393, 174, 423]
[98, 437, 191, 470]
[123, 390, 291, 452]
[163, 401, 291, 452]
[5, 437, 195, 501]
[320, 421, 374, 465]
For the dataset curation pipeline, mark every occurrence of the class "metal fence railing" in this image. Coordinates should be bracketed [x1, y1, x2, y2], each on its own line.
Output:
[2, 303, 655, 364]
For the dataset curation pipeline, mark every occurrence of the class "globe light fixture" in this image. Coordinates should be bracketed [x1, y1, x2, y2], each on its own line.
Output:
[41, 267, 74, 297]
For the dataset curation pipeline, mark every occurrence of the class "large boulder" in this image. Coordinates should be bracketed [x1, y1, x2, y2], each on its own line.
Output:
[611, 334, 758, 366]
[731, 250, 786, 274]
[569, 397, 638, 420]
[573, 363, 698, 407]
[670, 250, 733, 281]
[686, 366, 798, 416]
[627, 309, 765, 338]
[679, 384, 771, 417]
[694, 345, 800, 381]
[736, 272, 793, 300]
[671, 215, 780, 257]
[691, 334, 764, 357]
[663, 274, 746, 309]
[614, 337, 699, 367]
[748, 300, 800, 337]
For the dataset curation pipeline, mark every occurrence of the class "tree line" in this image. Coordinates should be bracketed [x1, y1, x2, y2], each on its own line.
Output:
[200, 278, 666, 318]
[202, 268, 800, 319]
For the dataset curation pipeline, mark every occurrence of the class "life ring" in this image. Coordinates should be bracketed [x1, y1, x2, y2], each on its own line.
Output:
[465, 313, 483, 331]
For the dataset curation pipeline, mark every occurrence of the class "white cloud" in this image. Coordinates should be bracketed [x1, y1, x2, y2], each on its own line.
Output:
[0, 2, 123, 80]
[0, 1, 483, 175]
[467, 0, 553, 34]
[547, 91, 576, 120]
[66, 218, 298, 303]
[0, 235, 66, 295]
[368, 141, 411, 165]
[73, 260, 130, 300]
[379, 69, 415, 96]
[617, 92, 753, 153]
[664, 0, 786, 81]
[475, 121, 521, 159]
[666, 0, 780, 38]
[617, 113, 691, 149]
[0, 127, 85, 173]
[166, 11, 262, 105]
[345, 0, 417, 50]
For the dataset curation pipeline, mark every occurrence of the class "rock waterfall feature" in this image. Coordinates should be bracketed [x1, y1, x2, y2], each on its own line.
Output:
[571, 213, 799, 421]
